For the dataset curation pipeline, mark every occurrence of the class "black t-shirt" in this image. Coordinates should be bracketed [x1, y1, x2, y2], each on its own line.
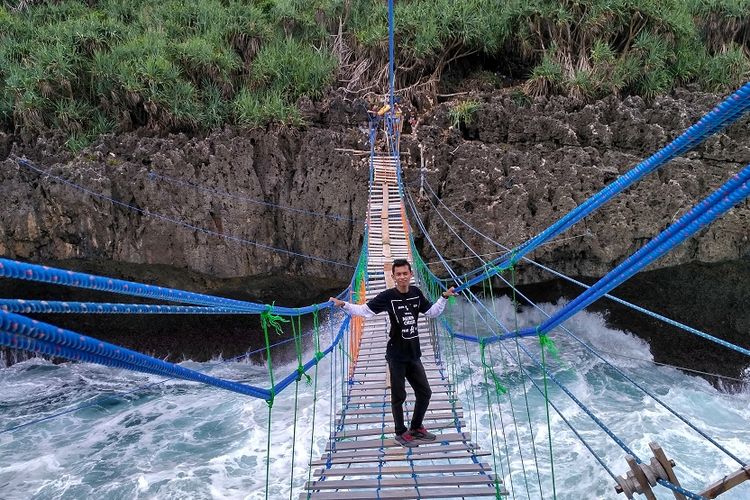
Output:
[366, 286, 433, 361]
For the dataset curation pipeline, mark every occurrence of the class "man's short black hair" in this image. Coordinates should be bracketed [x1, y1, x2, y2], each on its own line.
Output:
[391, 259, 412, 272]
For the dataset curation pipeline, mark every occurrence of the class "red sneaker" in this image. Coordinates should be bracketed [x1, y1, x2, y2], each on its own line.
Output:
[409, 426, 436, 441]
[394, 432, 419, 447]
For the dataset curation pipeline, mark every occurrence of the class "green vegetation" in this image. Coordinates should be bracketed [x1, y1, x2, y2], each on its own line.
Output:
[448, 100, 481, 129]
[1, 0, 748, 150]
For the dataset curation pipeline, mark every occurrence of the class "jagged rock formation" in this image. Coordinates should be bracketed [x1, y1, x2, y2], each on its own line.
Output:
[1, 90, 748, 377]
[404, 89, 750, 282]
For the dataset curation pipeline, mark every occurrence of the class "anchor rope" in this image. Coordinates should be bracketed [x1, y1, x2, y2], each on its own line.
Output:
[10, 157, 354, 269]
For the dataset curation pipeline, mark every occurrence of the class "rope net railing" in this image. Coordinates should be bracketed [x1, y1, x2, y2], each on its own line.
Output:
[405, 188, 743, 499]
[0, 247, 367, 499]
[394, 80, 750, 498]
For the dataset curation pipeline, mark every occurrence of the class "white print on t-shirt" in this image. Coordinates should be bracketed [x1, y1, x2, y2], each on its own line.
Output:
[390, 296, 421, 339]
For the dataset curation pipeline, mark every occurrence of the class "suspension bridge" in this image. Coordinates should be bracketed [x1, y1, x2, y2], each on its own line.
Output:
[2, 80, 750, 498]
[2, 1, 750, 497]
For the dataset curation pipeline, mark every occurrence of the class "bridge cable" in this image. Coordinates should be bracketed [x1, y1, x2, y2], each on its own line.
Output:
[454, 82, 750, 293]
[404, 187, 703, 498]
[147, 170, 361, 223]
[407, 188, 551, 497]
[11, 157, 353, 269]
[414, 184, 747, 467]
[421, 179, 750, 360]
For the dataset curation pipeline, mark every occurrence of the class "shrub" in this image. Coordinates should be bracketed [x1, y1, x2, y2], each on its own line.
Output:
[448, 99, 480, 129]
[233, 88, 302, 127]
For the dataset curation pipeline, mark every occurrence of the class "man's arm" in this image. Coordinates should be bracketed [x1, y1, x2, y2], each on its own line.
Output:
[329, 297, 376, 318]
[423, 287, 456, 318]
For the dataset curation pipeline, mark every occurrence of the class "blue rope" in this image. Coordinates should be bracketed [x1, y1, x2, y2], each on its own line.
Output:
[0, 248, 365, 406]
[147, 171, 361, 223]
[536, 164, 750, 342]
[0, 334, 300, 435]
[431, 187, 748, 467]
[439, 163, 750, 361]
[11, 157, 354, 269]
[0, 299, 256, 315]
[0, 309, 271, 399]
[455, 82, 750, 292]
[0, 306, 351, 404]
[422, 180, 749, 362]
[657, 479, 706, 500]
[407, 188, 682, 473]
[407, 189, 721, 497]
[0, 258, 341, 315]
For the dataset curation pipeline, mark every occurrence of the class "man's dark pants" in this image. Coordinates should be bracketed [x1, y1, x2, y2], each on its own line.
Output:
[388, 357, 432, 435]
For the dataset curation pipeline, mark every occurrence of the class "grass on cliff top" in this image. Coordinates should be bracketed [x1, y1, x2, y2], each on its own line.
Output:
[0, 0, 749, 151]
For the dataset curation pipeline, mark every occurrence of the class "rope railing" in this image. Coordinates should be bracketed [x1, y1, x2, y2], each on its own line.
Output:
[0, 232, 369, 400]
[446, 164, 750, 357]
[412, 178, 749, 468]
[420, 179, 750, 361]
[405, 190, 707, 499]
[0, 257, 343, 314]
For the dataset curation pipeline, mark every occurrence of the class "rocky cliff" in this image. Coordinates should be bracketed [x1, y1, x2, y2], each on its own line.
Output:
[1, 89, 748, 378]
[404, 89, 750, 281]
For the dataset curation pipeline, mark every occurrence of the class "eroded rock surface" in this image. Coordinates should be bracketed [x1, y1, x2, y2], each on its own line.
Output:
[1, 90, 748, 375]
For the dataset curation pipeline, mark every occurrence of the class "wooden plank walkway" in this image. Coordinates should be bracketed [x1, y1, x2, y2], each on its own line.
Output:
[303, 155, 506, 499]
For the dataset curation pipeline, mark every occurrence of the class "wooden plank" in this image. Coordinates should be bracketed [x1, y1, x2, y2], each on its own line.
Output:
[306, 474, 498, 490]
[320, 442, 481, 460]
[347, 385, 452, 395]
[699, 465, 750, 499]
[345, 385, 457, 394]
[337, 411, 463, 426]
[338, 402, 461, 416]
[325, 432, 471, 452]
[347, 394, 453, 405]
[351, 363, 443, 370]
[333, 421, 463, 439]
[314, 462, 492, 477]
[301, 485, 505, 499]
[649, 443, 686, 500]
[305, 156, 498, 498]
[309, 449, 490, 466]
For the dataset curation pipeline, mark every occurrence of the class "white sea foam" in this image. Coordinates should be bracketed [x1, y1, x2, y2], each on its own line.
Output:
[0, 305, 748, 499]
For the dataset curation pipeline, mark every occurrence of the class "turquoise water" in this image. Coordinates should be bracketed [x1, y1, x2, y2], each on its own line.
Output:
[1, 300, 748, 499]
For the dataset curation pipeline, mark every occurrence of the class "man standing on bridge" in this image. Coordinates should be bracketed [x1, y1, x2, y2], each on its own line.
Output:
[330, 258, 456, 447]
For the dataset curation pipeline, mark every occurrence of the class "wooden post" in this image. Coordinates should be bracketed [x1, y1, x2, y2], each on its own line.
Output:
[649, 443, 686, 500]
[699, 465, 750, 498]
[626, 456, 657, 500]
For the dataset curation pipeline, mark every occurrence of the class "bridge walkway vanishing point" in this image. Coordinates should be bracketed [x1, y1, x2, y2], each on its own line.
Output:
[303, 155, 507, 499]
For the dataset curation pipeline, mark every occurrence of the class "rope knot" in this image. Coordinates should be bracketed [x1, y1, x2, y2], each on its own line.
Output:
[261, 303, 288, 336]
[297, 365, 312, 385]
[538, 330, 559, 357]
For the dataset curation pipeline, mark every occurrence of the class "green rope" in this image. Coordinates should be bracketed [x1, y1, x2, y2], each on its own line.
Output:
[288, 312, 305, 499]
[305, 308, 322, 499]
[265, 401, 273, 499]
[507, 265, 544, 498]
[479, 338, 507, 499]
[464, 310, 481, 435]
[537, 327, 558, 499]
[484, 264, 523, 500]
[260, 304, 288, 499]
[538, 332, 559, 358]
[313, 306, 323, 360]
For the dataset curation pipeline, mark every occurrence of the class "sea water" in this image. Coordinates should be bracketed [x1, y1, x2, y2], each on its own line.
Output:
[0, 299, 748, 500]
